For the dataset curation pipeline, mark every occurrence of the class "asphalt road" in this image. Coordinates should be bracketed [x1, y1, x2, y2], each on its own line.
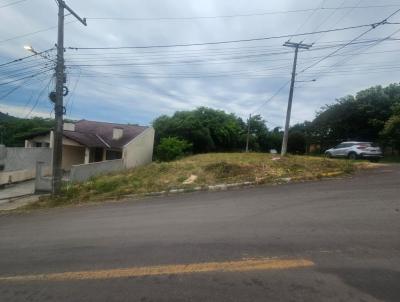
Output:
[0, 165, 399, 301]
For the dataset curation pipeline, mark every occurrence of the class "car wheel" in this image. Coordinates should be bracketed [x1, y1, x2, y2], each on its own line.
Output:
[348, 152, 357, 160]
[325, 152, 332, 158]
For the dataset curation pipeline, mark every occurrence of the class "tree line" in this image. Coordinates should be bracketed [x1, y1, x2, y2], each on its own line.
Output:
[153, 83, 400, 159]
[302, 83, 400, 153]
[2, 82, 399, 160]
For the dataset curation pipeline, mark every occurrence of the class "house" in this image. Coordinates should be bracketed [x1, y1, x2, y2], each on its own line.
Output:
[25, 119, 155, 172]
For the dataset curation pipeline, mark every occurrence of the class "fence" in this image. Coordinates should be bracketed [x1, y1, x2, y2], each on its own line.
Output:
[0, 147, 52, 185]
[69, 159, 123, 183]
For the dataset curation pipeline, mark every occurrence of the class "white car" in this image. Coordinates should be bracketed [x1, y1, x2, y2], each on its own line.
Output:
[325, 141, 383, 161]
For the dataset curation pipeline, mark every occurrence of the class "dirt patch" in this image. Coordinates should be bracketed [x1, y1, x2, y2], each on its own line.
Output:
[203, 161, 249, 179]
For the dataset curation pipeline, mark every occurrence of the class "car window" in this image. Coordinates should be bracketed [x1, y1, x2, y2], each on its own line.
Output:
[336, 143, 354, 148]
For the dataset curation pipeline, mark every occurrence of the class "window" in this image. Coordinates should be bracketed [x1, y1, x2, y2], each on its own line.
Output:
[34, 142, 42, 147]
[336, 143, 354, 149]
[106, 150, 122, 160]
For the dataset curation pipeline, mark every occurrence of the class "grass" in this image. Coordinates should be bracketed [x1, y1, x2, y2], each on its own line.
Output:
[28, 153, 373, 209]
[380, 155, 400, 163]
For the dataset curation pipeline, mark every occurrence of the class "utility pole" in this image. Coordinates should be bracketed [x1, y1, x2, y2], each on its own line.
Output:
[280, 41, 311, 156]
[52, 0, 86, 194]
[245, 114, 251, 152]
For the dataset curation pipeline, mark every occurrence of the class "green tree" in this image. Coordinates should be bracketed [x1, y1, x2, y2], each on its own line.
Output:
[310, 84, 400, 151]
[156, 137, 192, 161]
[0, 116, 54, 147]
[287, 132, 306, 154]
[153, 107, 245, 153]
[381, 104, 400, 151]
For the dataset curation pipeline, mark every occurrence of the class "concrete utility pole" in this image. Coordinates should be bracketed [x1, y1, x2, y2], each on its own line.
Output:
[280, 41, 311, 156]
[245, 114, 251, 152]
[52, 0, 86, 194]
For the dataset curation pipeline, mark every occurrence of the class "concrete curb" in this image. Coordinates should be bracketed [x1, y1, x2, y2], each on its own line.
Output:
[120, 180, 266, 200]
[118, 174, 352, 202]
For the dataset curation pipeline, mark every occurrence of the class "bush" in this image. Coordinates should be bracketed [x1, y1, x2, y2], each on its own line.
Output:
[288, 132, 306, 154]
[156, 137, 192, 161]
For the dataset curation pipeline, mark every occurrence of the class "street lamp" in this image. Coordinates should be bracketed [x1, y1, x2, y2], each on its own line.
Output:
[23, 45, 38, 54]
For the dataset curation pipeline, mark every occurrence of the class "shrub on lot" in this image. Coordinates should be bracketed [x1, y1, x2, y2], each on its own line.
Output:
[156, 137, 192, 161]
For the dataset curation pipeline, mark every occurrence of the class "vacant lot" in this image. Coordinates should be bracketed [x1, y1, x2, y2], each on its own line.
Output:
[29, 153, 371, 209]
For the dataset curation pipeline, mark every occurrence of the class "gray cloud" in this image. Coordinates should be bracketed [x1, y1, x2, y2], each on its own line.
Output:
[1, 0, 399, 127]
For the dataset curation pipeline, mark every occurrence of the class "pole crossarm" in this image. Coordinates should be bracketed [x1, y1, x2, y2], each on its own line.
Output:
[283, 41, 312, 49]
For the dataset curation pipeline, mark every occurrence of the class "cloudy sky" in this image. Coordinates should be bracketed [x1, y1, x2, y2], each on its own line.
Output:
[0, 0, 399, 128]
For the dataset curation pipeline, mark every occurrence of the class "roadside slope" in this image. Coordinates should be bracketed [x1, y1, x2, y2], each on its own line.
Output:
[29, 153, 371, 208]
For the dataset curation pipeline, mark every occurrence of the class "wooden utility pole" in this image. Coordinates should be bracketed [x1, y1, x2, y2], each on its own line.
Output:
[280, 41, 311, 156]
[52, 0, 86, 194]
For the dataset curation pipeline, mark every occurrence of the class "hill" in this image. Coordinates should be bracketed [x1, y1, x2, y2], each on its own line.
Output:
[0, 111, 18, 122]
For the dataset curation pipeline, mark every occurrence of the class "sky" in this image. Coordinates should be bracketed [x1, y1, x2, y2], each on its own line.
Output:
[0, 0, 400, 128]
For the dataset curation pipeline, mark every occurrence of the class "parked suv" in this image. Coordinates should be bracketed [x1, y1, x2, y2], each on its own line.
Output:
[325, 141, 383, 161]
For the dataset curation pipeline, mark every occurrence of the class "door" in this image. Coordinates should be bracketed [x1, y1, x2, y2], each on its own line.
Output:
[335, 143, 352, 157]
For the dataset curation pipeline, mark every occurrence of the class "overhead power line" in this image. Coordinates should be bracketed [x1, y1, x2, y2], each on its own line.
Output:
[0, 48, 55, 68]
[298, 7, 400, 75]
[0, 68, 53, 86]
[289, 0, 326, 41]
[86, 4, 400, 21]
[0, 0, 28, 9]
[252, 80, 291, 114]
[65, 39, 400, 68]
[68, 21, 393, 50]
[25, 77, 53, 118]
[311, 0, 362, 44]
[0, 20, 76, 44]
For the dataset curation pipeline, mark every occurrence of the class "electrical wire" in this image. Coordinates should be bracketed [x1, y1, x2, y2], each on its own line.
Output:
[0, 21, 76, 44]
[312, 0, 362, 44]
[67, 21, 389, 50]
[0, 68, 53, 86]
[0, 48, 55, 68]
[25, 77, 52, 118]
[251, 80, 291, 114]
[298, 11, 398, 75]
[289, 0, 326, 42]
[86, 4, 400, 22]
[0, 0, 28, 9]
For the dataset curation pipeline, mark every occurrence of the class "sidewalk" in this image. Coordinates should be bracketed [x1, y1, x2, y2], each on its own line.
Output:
[0, 180, 38, 211]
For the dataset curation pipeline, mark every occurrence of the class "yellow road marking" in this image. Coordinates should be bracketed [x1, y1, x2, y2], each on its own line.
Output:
[0, 258, 314, 282]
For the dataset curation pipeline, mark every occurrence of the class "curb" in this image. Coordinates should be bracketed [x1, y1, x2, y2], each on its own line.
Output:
[121, 180, 271, 200]
[119, 173, 350, 201]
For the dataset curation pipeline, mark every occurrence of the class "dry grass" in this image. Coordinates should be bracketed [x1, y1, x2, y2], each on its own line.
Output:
[29, 153, 362, 209]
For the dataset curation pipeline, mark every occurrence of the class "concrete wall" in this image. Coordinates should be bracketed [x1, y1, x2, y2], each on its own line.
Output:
[0, 147, 52, 185]
[35, 161, 52, 193]
[2, 147, 52, 172]
[69, 159, 123, 183]
[123, 127, 155, 169]
[62, 145, 85, 170]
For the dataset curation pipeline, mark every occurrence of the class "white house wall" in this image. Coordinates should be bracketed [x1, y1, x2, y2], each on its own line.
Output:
[62, 145, 86, 170]
[122, 127, 155, 169]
